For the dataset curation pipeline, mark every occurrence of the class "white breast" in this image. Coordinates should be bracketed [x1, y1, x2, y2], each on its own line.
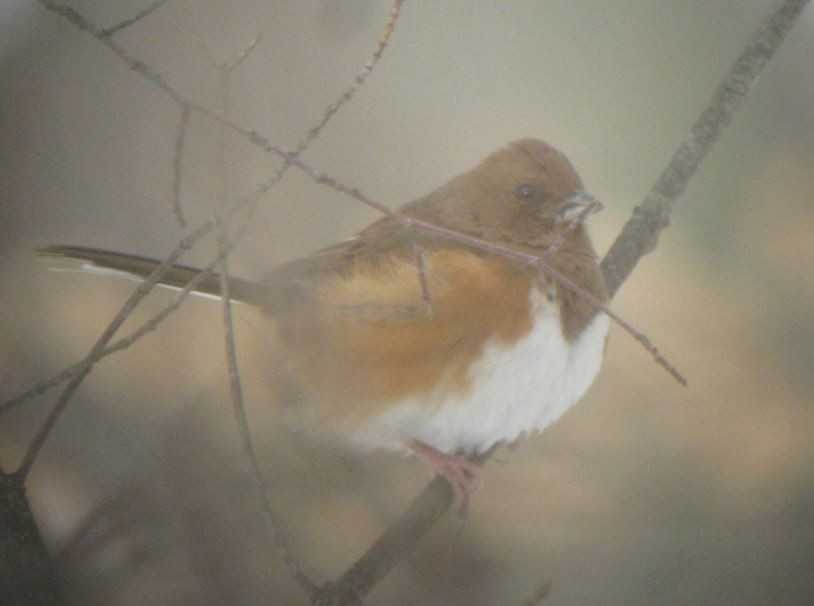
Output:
[349, 289, 610, 455]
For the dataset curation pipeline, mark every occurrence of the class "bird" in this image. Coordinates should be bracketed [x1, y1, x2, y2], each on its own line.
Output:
[39, 138, 610, 515]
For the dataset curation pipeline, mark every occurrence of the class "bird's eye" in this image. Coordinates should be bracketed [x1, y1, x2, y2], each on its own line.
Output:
[515, 183, 536, 201]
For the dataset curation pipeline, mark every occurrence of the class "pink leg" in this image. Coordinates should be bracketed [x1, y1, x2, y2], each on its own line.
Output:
[409, 440, 483, 517]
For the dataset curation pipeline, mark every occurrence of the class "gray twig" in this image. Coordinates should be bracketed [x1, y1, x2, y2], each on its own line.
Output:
[411, 233, 433, 319]
[298, 0, 405, 152]
[102, 0, 170, 37]
[15, 216, 222, 479]
[172, 102, 190, 227]
[211, 35, 314, 592]
[217, 236, 315, 593]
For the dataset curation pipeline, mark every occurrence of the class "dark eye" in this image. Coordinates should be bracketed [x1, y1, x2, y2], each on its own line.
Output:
[515, 183, 536, 201]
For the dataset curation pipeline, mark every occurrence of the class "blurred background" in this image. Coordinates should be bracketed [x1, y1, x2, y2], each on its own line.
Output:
[1, 1, 813, 604]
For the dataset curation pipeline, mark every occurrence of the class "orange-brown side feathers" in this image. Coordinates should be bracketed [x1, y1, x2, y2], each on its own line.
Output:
[273, 249, 535, 425]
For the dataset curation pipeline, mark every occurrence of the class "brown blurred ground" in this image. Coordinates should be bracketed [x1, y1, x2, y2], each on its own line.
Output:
[1, 1, 813, 604]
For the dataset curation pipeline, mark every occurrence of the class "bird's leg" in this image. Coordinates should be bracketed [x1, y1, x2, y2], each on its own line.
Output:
[408, 439, 483, 517]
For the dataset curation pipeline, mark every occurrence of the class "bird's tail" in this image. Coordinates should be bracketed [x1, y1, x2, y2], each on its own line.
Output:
[36, 245, 266, 305]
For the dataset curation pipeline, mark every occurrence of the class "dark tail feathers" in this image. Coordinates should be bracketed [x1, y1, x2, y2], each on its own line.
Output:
[37, 245, 266, 306]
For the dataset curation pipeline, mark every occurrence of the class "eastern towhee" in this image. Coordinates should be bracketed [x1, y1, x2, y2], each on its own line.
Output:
[40, 138, 609, 514]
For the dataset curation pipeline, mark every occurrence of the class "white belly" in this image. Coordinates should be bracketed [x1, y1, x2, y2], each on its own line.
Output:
[349, 290, 610, 454]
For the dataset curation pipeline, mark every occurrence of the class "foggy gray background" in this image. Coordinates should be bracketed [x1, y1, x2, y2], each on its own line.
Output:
[1, 1, 813, 604]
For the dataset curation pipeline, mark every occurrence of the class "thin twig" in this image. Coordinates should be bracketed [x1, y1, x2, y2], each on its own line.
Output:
[1, 183, 269, 418]
[542, 200, 602, 262]
[102, 0, 171, 37]
[13, 183, 274, 477]
[298, 0, 405, 152]
[172, 102, 190, 227]
[15, 215, 219, 479]
[217, 237, 316, 593]
[35, 0, 401, 164]
[0, 257, 219, 417]
[411, 233, 433, 319]
[38, 0, 186, 104]
[221, 34, 262, 72]
[212, 38, 314, 592]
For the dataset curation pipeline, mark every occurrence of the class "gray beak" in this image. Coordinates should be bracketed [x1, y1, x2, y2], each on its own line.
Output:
[558, 189, 603, 222]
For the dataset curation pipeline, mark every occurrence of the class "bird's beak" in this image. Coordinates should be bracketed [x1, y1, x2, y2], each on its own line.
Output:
[558, 189, 603, 223]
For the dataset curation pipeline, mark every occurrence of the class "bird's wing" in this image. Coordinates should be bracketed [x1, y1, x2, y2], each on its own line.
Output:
[271, 246, 536, 423]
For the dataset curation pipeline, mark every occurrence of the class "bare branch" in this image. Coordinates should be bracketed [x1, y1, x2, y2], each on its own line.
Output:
[0, 256, 218, 416]
[601, 0, 812, 296]
[37, 0, 188, 105]
[298, 0, 405, 152]
[15, 214, 221, 479]
[102, 0, 171, 37]
[211, 39, 314, 592]
[35, 0, 403, 166]
[312, 446, 494, 605]
[217, 238, 316, 593]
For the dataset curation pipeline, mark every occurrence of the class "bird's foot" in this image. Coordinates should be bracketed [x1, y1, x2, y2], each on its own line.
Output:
[409, 439, 483, 517]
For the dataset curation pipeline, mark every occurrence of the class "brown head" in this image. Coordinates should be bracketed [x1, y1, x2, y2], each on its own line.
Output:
[400, 138, 599, 255]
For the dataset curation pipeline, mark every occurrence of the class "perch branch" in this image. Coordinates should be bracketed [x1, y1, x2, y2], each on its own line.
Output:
[601, 0, 811, 295]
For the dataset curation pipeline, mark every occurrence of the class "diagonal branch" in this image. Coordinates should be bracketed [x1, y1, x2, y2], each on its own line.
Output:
[601, 0, 811, 295]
